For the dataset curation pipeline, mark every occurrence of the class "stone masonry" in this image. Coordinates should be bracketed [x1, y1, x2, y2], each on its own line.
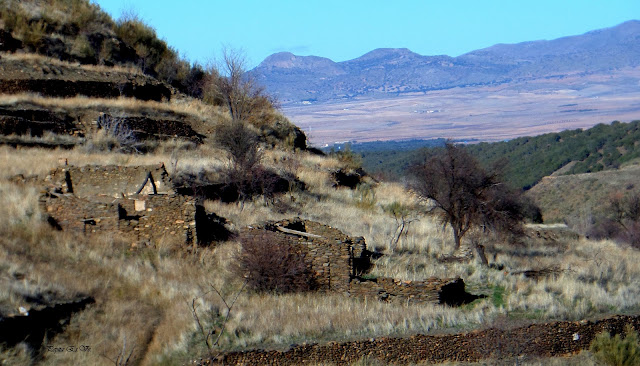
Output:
[43, 164, 173, 197]
[240, 218, 469, 305]
[40, 164, 198, 246]
[203, 315, 640, 365]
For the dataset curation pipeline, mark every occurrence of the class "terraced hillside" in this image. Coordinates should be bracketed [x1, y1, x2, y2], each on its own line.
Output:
[1, 1, 640, 366]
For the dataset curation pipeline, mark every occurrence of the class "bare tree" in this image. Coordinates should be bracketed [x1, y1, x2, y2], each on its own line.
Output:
[409, 142, 524, 263]
[204, 47, 270, 122]
[383, 202, 419, 251]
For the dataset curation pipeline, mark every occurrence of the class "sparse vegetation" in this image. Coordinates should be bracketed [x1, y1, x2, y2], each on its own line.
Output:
[2, 1, 640, 365]
[590, 325, 640, 366]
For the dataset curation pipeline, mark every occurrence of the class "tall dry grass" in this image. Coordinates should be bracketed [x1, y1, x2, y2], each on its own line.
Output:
[0, 93, 229, 125]
[1, 145, 639, 365]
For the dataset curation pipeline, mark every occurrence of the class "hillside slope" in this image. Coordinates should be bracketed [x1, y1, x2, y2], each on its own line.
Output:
[0, 0, 205, 97]
[526, 162, 640, 224]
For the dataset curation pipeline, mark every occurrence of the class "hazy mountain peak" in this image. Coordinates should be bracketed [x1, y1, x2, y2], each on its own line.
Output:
[258, 52, 339, 72]
[253, 20, 640, 104]
[349, 48, 424, 63]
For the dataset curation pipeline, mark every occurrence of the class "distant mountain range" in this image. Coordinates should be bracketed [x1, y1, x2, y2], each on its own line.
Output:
[250, 20, 640, 105]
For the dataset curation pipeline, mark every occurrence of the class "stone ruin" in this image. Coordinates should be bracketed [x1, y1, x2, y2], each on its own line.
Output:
[39, 163, 206, 247]
[240, 218, 477, 306]
[37, 165, 476, 305]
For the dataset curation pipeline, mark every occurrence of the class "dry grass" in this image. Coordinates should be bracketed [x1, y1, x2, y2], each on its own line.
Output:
[0, 52, 141, 75]
[1, 145, 639, 365]
[526, 162, 640, 224]
[0, 93, 229, 124]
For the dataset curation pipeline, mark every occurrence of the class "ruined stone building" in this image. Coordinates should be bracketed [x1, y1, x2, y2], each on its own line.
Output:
[241, 218, 474, 306]
[38, 165, 474, 305]
[40, 164, 199, 247]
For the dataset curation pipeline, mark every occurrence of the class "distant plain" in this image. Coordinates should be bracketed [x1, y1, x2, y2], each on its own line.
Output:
[284, 67, 640, 146]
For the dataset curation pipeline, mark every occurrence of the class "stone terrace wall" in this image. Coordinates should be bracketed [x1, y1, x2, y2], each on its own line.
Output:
[44, 164, 173, 198]
[41, 193, 196, 246]
[202, 315, 640, 365]
[349, 277, 463, 305]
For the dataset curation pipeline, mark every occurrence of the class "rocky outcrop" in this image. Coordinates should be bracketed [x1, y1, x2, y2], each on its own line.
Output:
[0, 296, 95, 350]
[0, 78, 171, 101]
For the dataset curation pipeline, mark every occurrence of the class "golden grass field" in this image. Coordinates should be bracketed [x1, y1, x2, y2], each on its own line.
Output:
[526, 160, 640, 225]
[1, 141, 639, 365]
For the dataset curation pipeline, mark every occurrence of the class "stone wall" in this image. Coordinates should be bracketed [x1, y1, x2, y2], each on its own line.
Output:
[40, 164, 199, 246]
[115, 194, 196, 245]
[201, 315, 640, 365]
[41, 193, 196, 246]
[349, 277, 467, 305]
[44, 164, 174, 198]
[239, 218, 467, 303]
[239, 220, 358, 293]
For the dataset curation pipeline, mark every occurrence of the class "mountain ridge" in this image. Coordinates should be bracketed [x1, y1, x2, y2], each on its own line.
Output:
[252, 20, 640, 104]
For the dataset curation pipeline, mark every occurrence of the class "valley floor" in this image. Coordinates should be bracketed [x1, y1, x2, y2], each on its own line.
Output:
[285, 67, 640, 146]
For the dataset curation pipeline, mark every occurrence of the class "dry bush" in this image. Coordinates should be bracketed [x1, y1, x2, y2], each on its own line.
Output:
[214, 121, 262, 175]
[585, 192, 640, 248]
[233, 233, 315, 294]
[84, 114, 140, 153]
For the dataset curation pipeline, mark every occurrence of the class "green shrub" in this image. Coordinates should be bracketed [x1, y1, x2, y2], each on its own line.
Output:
[590, 324, 640, 366]
[70, 34, 95, 60]
[332, 143, 363, 170]
[354, 182, 377, 210]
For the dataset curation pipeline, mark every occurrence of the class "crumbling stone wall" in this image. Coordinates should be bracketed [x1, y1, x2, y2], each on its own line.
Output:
[44, 164, 173, 198]
[202, 315, 640, 365]
[115, 194, 196, 245]
[41, 193, 196, 246]
[349, 277, 467, 305]
[40, 164, 200, 246]
[239, 221, 357, 293]
[240, 218, 467, 304]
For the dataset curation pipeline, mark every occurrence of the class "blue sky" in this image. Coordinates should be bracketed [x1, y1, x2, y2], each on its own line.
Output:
[93, 0, 639, 69]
